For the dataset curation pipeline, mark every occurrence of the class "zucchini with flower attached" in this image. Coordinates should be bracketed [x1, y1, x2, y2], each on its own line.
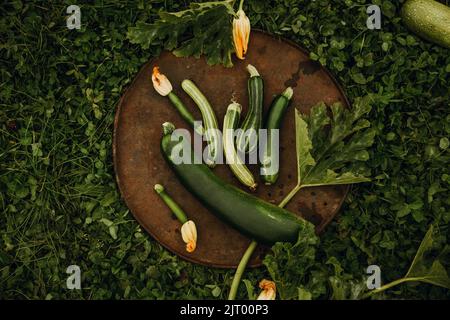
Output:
[260, 87, 293, 185]
[236, 64, 264, 154]
[154, 183, 197, 253]
[151, 67, 203, 135]
[160, 122, 312, 245]
[223, 102, 257, 190]
[182, 79, 220, 167]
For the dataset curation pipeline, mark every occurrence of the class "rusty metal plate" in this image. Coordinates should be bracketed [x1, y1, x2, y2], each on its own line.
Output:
[113, 31, 349, 268]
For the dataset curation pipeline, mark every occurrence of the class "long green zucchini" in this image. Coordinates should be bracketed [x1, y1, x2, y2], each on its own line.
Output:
[160, 122, 312, 245]
[401, 0, 450, 49]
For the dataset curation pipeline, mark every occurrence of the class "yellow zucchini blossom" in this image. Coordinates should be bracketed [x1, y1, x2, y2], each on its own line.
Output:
[232, 9, 250, 60]
[152, 66, 173, 96]
[257, 279, 276, 300]
[181, 220, 197, 253]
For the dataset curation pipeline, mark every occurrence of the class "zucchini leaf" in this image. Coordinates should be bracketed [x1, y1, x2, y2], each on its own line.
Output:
[127, 1, 236, 67]
[405, 225, 450, 288]
[371, 224, 450, 296]
[293, 98, 375, 191]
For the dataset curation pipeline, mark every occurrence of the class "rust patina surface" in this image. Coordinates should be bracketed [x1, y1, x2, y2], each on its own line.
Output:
[113, 31, 350, 268]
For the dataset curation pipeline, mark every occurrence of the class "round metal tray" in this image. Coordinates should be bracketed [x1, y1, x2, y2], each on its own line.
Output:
[113, 30, 349, 268]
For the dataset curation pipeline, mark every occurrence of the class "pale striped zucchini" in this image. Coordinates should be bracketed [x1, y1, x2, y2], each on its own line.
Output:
[223, 102, 257, 190]
[181, 79, 220, 167]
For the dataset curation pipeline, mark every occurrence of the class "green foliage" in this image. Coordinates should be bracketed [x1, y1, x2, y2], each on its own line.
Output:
[127, 0, 236, 67]
[265, 223, 450, 300]
[265, 99, 375, 300]
[0, 0, 449, 300]
[397, 225, 450, 289]
[369, 224, 450, 297]
[263, 224, 323, 300]
[0, 0, 262, 300]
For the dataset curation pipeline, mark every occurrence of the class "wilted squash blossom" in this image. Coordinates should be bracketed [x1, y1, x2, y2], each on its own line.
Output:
[257, 279, 276, 300]
[181, 220, 197, 253]
[232, 9, 250, 59]
[152, 66, 173, 96]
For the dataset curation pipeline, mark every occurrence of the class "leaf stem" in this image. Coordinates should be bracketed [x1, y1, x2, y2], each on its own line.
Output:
[278, 184, 301, 208]
[362, 277, 423, 299]
[227, 240, 257, 300]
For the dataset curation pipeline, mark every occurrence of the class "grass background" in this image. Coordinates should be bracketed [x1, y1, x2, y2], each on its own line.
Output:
[0, 0, 449, 299]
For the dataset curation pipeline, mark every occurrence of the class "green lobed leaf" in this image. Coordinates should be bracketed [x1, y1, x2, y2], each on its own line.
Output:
[295, 109, 316, 185]
[306, 101, 330, 155]
[416, 260, 450, 289]
[292, 99, 375, 190]
[404, 225, 450, 289]
[127, 1, 235, 67]
[304, 170, 371, 187]
[370, 225, 450, 297]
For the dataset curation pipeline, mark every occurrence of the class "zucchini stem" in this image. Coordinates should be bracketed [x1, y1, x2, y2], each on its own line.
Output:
[246, 64, 260, 77]
[162, 122, 175, 135]
[282, 86, 293, 100]
[154, 184, 188, 224]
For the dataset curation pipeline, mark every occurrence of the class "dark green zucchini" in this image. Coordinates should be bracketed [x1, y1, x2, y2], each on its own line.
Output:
[236, 64, 264, 154]
[160, 122, 312, 245]
[261, 87, 293, 185]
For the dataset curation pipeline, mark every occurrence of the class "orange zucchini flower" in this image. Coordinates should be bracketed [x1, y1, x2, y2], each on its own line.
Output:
[232, 9, 250, 60]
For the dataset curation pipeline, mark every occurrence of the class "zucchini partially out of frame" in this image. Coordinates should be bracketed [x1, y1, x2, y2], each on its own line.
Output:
[160, 122, 312, 245]
[401, 0, 450, 49]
